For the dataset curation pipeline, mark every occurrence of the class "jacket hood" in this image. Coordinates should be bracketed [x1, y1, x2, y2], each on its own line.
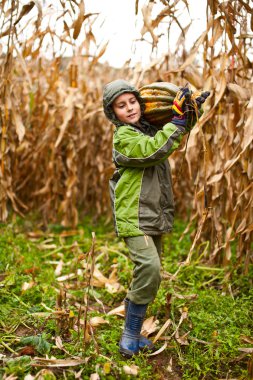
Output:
[103, 79, 145, 127]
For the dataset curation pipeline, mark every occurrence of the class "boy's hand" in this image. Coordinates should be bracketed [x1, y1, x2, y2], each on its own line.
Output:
[172, 86, 191, 116]
[191, 91, 210, 109]
[171, 86, 191, 128]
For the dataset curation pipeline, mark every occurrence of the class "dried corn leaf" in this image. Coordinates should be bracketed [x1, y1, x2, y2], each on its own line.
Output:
[148, 342, 168, 356]
[73, 0, 85, 40]
[31, 357, 88, 367]
[12, 108, 26, 142]
[89, 317, 109, 327]
[107, 304, 125, 317]
[153, 318, 172, 344]
[0, 0, 251, 266]
[123, 365, 139, 376]
[228, 83, 250, 100]
[141, 316, 160, 337]
[14, 1, 35, 26]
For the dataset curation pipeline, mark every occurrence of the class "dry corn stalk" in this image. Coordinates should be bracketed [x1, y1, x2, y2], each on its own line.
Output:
[0, 0, 251, 267]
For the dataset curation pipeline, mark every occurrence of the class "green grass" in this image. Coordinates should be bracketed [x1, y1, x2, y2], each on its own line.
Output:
[0, 216, 252, 379]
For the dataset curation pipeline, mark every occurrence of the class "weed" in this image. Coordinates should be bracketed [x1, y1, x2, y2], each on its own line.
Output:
[0, 217, 252, 379]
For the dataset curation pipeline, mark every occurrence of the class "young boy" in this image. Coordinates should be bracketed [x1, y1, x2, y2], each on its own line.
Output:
[103, 79, 209, 358]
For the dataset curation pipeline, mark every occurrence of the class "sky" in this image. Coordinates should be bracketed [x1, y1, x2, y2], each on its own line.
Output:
[85, 0, 207, 67]
[2, 0, 208, 68]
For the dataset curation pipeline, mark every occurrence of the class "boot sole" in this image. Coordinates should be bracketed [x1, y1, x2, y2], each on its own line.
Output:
[119, 347, 138, 358]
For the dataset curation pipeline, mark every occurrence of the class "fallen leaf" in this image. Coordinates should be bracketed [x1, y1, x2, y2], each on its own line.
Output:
[21, 335, 51, 355]
[55, 336, 63, 350]
[57, 271, 82, 282]
[74, 367, 84, 379]
[24, 375, 35, 380]
[108, 266, 118, 282]
[80, 263, 124, 291]
[240, 335, 253, 345]
[82, 264, 108, 285]
[31, 357, 89, 367]
[175, 330, 190, 346]
[173, 293, 198, 300]
[238, 347, 253, 353]
[153, 318, 172, 343]
[103, 362, 111, 374]
[54, 260, 64, 276]
[166, 357, 173, 373]
[90, 374, 100, 380]
[141, 316, 160, 337]
[27, 231, 45, 238]
[89, 317, 109, 327]
[107, 304, 125, 317]
[78, 253, 86, 261]
[123, 364, 139, 376]
[34, 369, 56, 379]
[19, 346, 35, 356]
[148, 342, 168, 356]
[39, 243, 57, 250]
[24, 267, 39, 275]
[21, 281, 36, 292]
[31, 312, 51, 318]
[105, 282, 125, 294]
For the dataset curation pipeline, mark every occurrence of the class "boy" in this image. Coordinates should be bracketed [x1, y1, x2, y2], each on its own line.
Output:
[103, 79, 209, 357]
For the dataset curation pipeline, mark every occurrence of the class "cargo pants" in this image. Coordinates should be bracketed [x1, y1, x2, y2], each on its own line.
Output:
[124, 235, 162, 305]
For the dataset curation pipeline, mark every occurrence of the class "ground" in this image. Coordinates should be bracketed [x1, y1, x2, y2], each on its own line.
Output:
[0, 215, 252, 379]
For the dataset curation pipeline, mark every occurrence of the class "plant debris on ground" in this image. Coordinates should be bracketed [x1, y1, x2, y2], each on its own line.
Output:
[0, 216, 252, 379]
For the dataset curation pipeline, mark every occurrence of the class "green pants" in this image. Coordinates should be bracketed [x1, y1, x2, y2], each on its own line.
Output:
[124, 235, 162, 305]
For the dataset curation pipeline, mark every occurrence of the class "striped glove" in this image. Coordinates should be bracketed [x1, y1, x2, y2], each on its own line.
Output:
[171, 86, 191, 127]
[185, 90, 210, 128]
[191, 90, 210, 109]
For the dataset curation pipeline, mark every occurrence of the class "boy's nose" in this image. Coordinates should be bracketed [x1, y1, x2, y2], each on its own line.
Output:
[126, 102, 133, 111]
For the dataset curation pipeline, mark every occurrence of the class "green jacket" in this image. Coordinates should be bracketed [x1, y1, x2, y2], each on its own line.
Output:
[103, 80, 187, 237]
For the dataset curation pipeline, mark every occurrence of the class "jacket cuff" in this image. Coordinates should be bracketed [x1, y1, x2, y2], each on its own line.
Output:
[171, 116, 187, 132]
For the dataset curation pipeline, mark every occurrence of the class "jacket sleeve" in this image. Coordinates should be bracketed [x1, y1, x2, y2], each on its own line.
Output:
[113, 122, 185, 168]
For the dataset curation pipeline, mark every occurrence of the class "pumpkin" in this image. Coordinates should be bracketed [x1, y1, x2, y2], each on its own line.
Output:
[139, 82, 179, 128]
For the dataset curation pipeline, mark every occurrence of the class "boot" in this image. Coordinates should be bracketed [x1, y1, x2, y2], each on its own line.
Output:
[119, 300, 148, 358]
[124, 298, 155, 352]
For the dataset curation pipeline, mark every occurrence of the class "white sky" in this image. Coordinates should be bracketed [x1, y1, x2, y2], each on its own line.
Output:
[0, 0, 208, 67]
[85, 0, 207, 67]
[2, 0, 253, 67]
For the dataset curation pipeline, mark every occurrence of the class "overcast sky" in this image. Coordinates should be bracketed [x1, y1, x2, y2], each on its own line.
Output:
[2, 0, 207, 68]
[85, 0, 207, 67]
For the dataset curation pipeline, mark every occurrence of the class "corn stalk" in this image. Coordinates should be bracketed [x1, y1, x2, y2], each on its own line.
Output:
[0, 0, 252, 267]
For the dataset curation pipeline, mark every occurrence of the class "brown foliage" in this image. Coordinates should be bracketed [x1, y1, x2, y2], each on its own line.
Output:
[0, 0, 252, 265]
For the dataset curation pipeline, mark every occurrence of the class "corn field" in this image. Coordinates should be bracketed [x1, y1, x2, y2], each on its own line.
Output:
[0, 0, 252, 267]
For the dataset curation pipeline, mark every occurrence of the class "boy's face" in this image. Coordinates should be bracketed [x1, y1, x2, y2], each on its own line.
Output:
[112, 93, 141, 125]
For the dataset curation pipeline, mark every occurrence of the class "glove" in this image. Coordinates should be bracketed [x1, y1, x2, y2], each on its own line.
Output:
[183, 90, 210, 130]
[171, 85, 191, 128]
[172, 86, 191, 116]
[191, 91, 210, 109]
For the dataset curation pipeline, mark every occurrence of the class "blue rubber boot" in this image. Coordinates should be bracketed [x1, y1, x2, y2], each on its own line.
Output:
[119, 300, 148, 358]
[124, 298, 155, 352]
